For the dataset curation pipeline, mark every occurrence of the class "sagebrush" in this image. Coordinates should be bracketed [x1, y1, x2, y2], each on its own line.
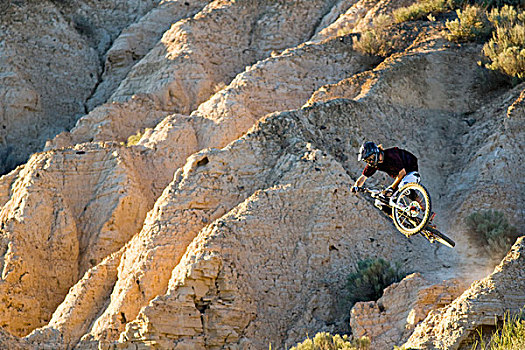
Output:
[393, 0, 458, 23]
[289, 332, 370, 350]
[352, 15, 393, 57]
[446, 5, 493, 42]
[465, 209, 519, 257]
[394, 0, 524, 24]
[346, 258, 406, 305]
[483, 5, 525, 80]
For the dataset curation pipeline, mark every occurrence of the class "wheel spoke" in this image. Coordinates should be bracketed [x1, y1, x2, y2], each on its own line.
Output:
[393, 183, 432, 235]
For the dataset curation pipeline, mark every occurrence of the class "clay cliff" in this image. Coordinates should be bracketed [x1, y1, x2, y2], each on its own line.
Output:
[0, 0, 523, 349]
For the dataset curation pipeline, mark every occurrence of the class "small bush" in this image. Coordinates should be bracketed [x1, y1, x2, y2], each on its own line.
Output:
[393, 0, 458, 23]
[126, 128, 152, 146]
[352, 15, 394, 57]
[471, 312, 525, 350]
[465, 209, 519, 257]
[346, 258, 406, 305]
[483, 5, 525, 80]
[289, 332, 370, 350]
[446, 5, 493, 42]
[394, 0, 523, 24]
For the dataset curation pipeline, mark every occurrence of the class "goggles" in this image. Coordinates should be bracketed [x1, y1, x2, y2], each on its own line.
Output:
[364, 154, 376, 164]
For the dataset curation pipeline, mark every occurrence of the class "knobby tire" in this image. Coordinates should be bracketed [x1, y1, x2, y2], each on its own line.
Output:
[423, 226, 456, 248]
[393, 183, 431, 235]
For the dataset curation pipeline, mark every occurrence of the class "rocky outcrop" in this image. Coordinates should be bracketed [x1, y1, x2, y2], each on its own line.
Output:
[51, 31, 378, 196]
[103, 109, 440, 349]
[26, 249, 124, 349]
[48, 0, 339, 150]
[47, 94, 172, 152]
[49, 0, 160, 55]
[132, 35, 376, 192]
[445, 83, 525, 229]
[0, 0, 165, 175]
[86, 0, 211, 109]
[310, 39, 491, 114]
[0, 166, 22, 208]
[350, 273, 465, 350]
[20, 98, 455, 349]
[0, 143, 155, 336]
[403, 236, 525, 350]
[0, 1, 99, 173]
[0, 0, 523, 349]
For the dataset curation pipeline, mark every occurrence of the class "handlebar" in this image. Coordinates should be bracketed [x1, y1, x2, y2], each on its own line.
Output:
[356, 187, 380, 194]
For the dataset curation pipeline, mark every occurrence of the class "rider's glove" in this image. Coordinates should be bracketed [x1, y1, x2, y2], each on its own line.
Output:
[351, 186, 360, 194]
[382, 187, 395, 197]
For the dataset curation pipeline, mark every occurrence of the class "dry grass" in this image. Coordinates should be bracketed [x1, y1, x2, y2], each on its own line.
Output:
[471, 312, 525, 350]
[289, 333, 370, 350]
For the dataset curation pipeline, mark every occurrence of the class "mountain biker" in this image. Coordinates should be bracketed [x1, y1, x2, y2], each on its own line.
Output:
[351, 141, 420, 197]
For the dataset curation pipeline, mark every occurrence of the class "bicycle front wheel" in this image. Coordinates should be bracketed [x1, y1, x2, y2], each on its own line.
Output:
[393, 183, 431, 235]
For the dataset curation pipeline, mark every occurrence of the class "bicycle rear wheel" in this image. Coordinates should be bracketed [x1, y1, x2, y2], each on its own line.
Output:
[423, 226, 456, 248]
[393, 183, 431, 235]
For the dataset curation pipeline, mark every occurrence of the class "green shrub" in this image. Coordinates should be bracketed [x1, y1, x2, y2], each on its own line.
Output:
[126, 128, 152, 146]
[289, 332, 370, 350]
[352, 15, 394, 57]
[393, 0, 458, 23]
[446, 5, 493, 42]
[346, 258, 406, 305]
[471, 312, 525, 350]
[483, 5, 525, 80]
[394, 0, 523, 24]
[465, 209, 519, 257]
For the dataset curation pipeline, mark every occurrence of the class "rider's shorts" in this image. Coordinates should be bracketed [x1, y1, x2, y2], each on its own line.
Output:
[399, 171, 421, 187]
[399, 171, 421, 201]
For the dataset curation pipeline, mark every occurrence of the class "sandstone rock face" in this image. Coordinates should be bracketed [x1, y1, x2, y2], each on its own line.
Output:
[0, 144, 155, 336]
[0, 0, 523, 349]
[50, 0, 160, 55]
[47, 94, 172, 151]
[107, 110, 441, 349]
[350, 273, 465, 350]
[190, 36, 376, 149]
[403, 236, 525, 350]
[48, 0, 339, 151]
[0, 1, 99, 173]
[86, 0, 211, 109]
[131, 36, 376, 192]
[26, 249, 124, 349]
[445, 83, 525, 229]
[0, 166, 22, 208]
[0, 0, 163, 175]
[20, 99, 452, 349]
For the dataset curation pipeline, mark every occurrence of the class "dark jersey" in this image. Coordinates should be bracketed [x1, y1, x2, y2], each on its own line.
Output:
[363, 147, 418, 178]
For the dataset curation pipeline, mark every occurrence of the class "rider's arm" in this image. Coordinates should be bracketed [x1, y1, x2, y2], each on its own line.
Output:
[355, 174, 367, 187]
[390, 168, 406, 190]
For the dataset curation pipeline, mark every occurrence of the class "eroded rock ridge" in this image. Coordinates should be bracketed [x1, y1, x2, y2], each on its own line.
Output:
[0, 0, 523, 348]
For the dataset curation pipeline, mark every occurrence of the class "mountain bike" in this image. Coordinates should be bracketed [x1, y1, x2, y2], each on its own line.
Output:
[357, 183, 455, 248]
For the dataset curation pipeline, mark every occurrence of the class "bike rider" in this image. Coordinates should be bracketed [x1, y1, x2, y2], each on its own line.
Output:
[351, 141, 420, 197]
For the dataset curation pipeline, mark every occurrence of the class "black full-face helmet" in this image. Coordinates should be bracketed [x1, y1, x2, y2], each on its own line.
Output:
[358, 141, 380, 166]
